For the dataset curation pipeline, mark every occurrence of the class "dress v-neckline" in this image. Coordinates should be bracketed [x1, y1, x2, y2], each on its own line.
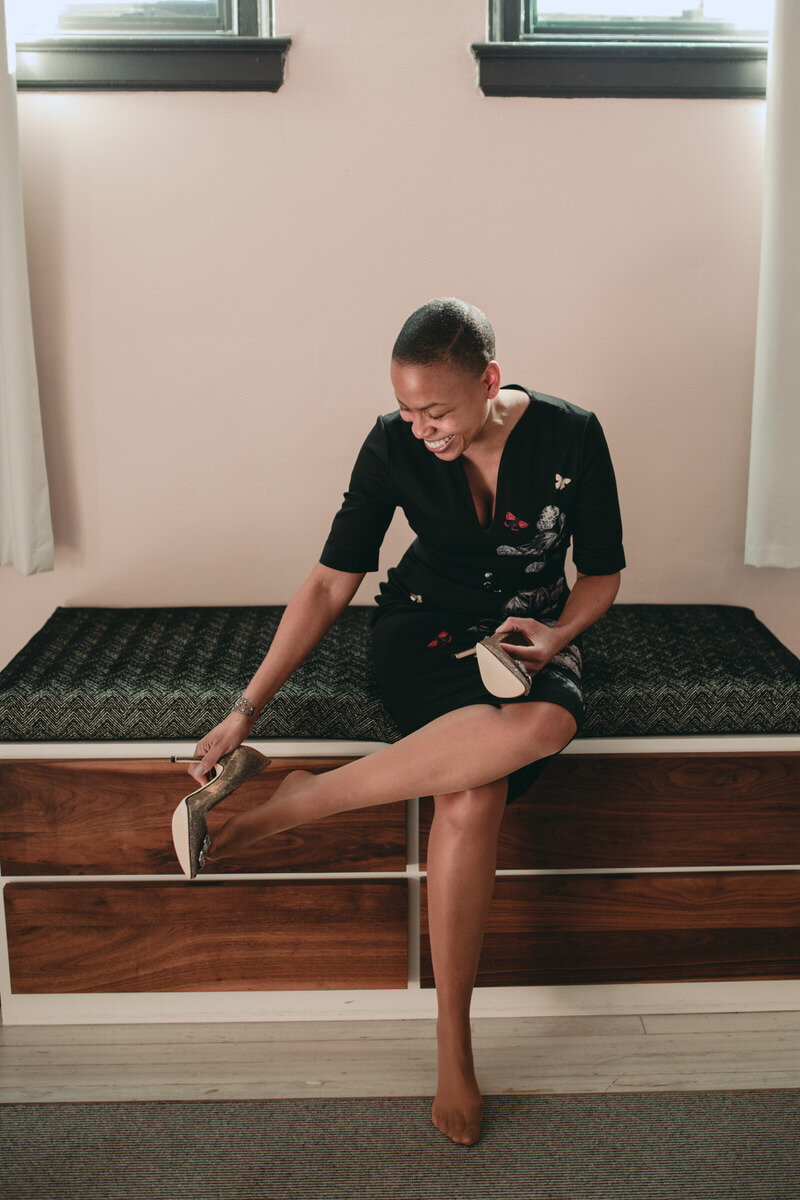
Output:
[454, 385, 533, 532]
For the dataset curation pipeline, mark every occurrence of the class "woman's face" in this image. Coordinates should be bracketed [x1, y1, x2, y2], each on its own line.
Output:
[390, 357, 501, 458]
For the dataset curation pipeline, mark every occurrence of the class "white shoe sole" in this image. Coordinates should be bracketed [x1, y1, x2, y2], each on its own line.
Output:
[475, 641, 530, 698]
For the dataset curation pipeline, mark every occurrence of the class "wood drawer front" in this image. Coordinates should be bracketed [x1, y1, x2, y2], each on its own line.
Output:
[420, 753, 800, 870]
[420, 870, 800, 987]
[0, 758, 407, 876]
[4, 879, 408, 993]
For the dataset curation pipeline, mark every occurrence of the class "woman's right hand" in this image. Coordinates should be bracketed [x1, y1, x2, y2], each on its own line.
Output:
[189, 711, 256, 784]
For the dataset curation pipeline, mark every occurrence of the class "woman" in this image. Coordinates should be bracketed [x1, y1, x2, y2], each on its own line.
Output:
[187, 297, 626, 1146]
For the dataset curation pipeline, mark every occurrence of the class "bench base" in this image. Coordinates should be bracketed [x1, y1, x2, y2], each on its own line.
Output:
[2, 735, 800, 1026]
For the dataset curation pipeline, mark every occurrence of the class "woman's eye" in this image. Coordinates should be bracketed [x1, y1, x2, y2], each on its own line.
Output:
[400, 410, 448, 419]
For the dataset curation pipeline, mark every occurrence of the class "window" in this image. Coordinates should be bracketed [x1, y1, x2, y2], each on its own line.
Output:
[473, 1, 772, 97]
[10, 0, 291, 90]
[9, 0, 266, 39]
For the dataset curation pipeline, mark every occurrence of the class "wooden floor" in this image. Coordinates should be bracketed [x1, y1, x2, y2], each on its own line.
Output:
[2, 1011, 800, 1102]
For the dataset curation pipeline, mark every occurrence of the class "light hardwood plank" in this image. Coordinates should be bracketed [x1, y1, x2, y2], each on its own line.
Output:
[641, 1010, 800, 1034]
[0, 1014, 644, 1046]
[604, 1073, 800, 1091]
[2, 1013, 800, 1103]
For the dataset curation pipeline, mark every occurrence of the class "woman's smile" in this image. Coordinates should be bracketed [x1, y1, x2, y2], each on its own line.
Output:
[424, 433, 455, 452]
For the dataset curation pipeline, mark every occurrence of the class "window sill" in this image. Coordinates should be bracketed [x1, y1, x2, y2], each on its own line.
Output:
[470, 39, 768, 98]
[14, 36, 292, 91]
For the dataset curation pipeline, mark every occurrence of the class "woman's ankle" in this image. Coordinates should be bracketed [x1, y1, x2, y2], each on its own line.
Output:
[436, 1014, 473, 1046]
[208, 815, 243, 857]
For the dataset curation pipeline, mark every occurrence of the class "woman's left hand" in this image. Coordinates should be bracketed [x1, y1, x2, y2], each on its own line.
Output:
[493, 617, 564, 677]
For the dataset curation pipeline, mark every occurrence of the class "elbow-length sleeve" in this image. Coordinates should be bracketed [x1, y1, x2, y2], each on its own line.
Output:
[318, 416, 396, 573]
[570, 411, 626, 575]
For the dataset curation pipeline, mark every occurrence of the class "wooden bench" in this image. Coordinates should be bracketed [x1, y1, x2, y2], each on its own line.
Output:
[1, 602, 799, 1026]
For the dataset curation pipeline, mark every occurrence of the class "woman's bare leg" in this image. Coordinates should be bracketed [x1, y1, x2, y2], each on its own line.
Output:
[427, 778, 508, 1146]
[207, 700, 575, 858]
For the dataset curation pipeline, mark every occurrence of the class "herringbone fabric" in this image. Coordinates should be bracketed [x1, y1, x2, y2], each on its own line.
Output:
[0, 603, 797, 742]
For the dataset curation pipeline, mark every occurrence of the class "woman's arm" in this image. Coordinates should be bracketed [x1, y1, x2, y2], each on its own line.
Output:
[551, 571, 621, 651]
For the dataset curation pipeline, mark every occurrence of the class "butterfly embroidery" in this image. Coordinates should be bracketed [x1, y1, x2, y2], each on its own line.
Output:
[555, 473, 571, 490]
[497, 505, 566, 559]
[427, 630, 452, 648]
[503, 510, 529, 531]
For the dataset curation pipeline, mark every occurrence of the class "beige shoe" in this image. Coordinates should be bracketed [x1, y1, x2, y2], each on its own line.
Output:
[458, 628, 532, 698]
[170, 745, 272, 879]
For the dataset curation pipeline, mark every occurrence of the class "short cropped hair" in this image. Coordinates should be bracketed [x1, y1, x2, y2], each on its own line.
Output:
[391, 298, 495, 381]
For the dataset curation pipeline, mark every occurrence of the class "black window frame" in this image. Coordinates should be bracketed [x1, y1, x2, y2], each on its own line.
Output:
[14, 0, 290, 91]
[471, 0, 769, 98]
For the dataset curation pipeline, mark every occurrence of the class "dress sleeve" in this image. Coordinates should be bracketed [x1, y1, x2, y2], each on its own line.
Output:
[318, 416, 396, 573]
[570, 411, 626, 575]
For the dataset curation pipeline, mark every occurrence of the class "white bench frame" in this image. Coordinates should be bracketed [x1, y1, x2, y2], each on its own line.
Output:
[2, 733, 800, 1026]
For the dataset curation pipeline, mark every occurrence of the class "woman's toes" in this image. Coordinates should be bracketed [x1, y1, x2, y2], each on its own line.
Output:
[431, 1075, 484, 1145]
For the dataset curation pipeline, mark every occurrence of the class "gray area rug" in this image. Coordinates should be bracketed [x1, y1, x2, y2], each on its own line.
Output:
[1, 1089, 798, 1199]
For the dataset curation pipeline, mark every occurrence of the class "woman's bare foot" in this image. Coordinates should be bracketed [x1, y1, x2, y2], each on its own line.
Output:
[431, 1021, 484, 1145]
[207, 769, 318, 858]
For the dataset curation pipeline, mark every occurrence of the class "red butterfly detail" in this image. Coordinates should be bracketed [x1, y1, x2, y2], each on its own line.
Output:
[427, 630, 452, 648]
[504, 510, 529, 530]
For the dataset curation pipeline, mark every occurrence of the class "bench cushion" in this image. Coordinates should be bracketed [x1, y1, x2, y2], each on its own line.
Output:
[0, 604, 798, 743]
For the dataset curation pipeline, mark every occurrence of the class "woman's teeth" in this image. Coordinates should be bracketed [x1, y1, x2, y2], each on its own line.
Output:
[425, 434, 454, 451]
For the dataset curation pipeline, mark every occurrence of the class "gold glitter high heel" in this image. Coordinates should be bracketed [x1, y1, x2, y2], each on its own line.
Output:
[170, 745, 272, 880]
[454, 628, 532, 698]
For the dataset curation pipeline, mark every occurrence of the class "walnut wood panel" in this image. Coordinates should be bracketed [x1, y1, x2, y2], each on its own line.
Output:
[420, 870, 800, 987]
[4, 879, 408, 992]
[420, 754, 800, 870]
[0, 758, 407, 876]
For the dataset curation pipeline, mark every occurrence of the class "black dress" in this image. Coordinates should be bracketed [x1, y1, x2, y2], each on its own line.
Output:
[319, 384, 626, 805]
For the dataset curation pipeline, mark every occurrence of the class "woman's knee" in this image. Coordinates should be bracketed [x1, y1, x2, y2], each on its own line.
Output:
[432, 777, 508, 826]
[499, 698, 578, 757]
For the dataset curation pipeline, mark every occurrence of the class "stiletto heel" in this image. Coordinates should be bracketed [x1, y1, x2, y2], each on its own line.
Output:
[464, 629, 532, 698]
[170, 744, 273, 880]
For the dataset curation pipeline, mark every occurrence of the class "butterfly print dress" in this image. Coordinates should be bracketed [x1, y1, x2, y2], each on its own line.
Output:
[319, 384, 626, 805]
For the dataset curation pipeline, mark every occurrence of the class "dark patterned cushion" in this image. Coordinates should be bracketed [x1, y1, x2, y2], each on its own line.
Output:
[0, 604, 798, 743]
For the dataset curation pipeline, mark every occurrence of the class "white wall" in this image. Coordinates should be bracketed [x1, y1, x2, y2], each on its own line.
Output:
[4, 0, 794, 667]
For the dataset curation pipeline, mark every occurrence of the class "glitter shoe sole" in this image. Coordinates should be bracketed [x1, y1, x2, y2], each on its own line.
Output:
[170, 744, 273, 880]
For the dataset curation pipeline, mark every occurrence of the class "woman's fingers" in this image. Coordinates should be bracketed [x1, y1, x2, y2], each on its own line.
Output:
[191, 741, 218, 783]
[500, 620, 540, 642]
[499, 641, 532, 659]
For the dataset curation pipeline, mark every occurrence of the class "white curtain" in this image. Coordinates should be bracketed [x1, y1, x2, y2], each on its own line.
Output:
[0, 0, 54, 575]
[745, 0, 800, 568]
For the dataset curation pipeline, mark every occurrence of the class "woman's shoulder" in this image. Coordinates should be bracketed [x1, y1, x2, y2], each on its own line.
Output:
[527, 387, 593, 428]
[379, 409, 404, 430]
[378, 409, 412, 453]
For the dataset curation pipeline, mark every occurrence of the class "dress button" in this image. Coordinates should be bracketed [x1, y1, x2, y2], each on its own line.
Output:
[484, 571, 492, 578]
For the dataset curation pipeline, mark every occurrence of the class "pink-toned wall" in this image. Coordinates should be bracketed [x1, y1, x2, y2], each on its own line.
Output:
[3, 0, 795, 672]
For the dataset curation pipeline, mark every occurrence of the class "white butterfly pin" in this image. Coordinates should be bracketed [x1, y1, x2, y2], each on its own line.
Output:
[555, 473, 572, 490]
